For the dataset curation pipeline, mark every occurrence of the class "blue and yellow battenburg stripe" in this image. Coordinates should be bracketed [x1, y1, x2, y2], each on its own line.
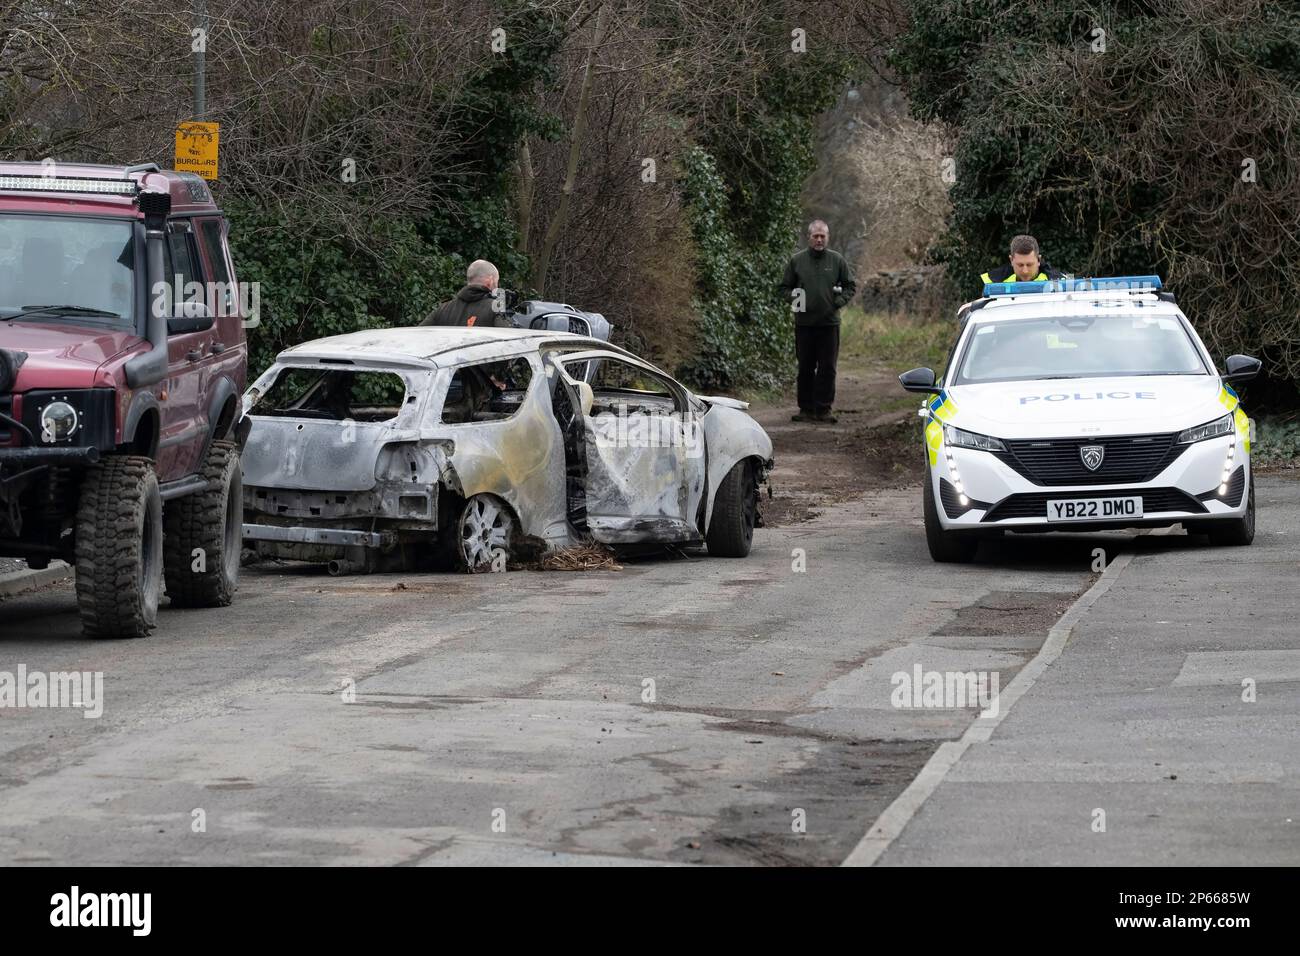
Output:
[924, 390, 958, 465]
[1218, 384, 1251, 454]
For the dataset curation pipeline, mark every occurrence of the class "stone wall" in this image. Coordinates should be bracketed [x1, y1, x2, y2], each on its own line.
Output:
[855, 265, 959, 321]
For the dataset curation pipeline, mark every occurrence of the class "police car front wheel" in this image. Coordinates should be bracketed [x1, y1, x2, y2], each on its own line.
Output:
[1190, 481, 1255, 547]
[923, 475, 980, 563]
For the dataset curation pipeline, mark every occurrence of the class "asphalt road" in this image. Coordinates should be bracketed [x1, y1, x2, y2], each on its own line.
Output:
[872, 473, 1300, 866]
[0, 477, 1295, 865]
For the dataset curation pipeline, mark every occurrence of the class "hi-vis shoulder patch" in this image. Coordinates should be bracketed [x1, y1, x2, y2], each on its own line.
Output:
[924, 390, 956, 465]
[1219, 384, 1251, 453]
[927, 390, 957, 423]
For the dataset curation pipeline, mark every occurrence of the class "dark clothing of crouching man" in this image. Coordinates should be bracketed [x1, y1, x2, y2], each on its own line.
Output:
[420, 259, 502, 328]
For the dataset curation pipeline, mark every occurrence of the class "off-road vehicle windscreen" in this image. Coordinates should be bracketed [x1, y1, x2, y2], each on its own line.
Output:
[256, 368, 407, 422]
[955, 312, 1209, 385]
[0, 214, 135, 327]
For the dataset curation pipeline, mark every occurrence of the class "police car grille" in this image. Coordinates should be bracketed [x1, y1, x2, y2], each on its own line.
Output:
[983, 487, 1206, 522]
[993, 432, 1185, 486]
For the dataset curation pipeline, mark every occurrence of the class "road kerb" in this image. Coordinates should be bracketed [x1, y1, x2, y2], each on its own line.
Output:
[841, 547, 1140, 867]
[0, 562, 73, 601]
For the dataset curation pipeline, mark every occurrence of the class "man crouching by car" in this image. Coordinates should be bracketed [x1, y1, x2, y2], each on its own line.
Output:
[421, 259, 502, 328]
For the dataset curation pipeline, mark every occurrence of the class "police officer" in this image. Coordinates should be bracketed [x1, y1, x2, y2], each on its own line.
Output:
[980, 235, 1063, 286]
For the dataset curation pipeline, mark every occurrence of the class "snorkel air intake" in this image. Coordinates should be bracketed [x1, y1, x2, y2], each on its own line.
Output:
[124, 186, 172, 388]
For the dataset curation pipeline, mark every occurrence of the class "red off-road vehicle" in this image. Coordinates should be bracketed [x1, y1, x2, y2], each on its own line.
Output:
[0, 162, 249, 637]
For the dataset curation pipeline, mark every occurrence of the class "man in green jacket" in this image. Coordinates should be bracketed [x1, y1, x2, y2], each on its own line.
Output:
[778, 220, 856, 423]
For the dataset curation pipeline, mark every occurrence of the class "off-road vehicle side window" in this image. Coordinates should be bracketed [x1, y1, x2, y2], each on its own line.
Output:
[164, 222, 203, 302]
[197, 218, 236, 315]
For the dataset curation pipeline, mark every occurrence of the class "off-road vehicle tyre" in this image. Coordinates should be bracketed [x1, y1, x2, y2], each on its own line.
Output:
[164, 441, 242, 607]
[75, 456, 164, 638]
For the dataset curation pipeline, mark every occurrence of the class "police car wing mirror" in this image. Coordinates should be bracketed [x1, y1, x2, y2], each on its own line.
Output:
[899, 367, 941, 393]
[1222, 354, 1261, 383]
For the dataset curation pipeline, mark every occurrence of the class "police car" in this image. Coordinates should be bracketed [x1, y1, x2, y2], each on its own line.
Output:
[900, 277, 1260, 562]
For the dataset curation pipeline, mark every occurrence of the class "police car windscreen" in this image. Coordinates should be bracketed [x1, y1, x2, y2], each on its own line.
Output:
[955, 313, 1207, 385]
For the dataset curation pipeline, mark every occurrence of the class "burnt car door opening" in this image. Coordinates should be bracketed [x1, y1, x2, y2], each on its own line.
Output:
[549, 351, 707, 545]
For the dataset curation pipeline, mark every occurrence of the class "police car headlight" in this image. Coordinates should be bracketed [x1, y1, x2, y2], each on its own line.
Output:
[942, 424, 1006, 452]
[1176, 414, 1234, 444]
[39, 401, 79, 443]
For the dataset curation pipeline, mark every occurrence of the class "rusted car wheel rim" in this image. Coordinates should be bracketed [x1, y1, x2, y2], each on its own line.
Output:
[459, 495, 513, 571]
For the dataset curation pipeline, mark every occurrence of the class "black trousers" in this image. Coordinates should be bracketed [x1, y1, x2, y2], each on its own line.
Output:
[795, 324, 839, 413]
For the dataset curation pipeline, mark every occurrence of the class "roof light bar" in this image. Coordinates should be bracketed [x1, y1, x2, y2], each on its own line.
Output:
[0, 175, 139, 196]
[983, 276, 1163, 297]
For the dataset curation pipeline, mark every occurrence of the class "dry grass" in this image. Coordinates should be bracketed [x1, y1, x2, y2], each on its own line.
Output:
[535, 542, 623, 572]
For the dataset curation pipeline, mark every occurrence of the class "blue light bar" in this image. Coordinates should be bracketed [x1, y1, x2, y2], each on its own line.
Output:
[983, 276, 1163, 297]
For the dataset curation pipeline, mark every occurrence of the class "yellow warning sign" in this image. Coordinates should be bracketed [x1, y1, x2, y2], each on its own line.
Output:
[174, 122, 219, 181]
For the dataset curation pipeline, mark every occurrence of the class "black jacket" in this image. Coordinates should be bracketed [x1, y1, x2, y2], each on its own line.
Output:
[778, 248, 857, 327]
[420, 284, 500, 328]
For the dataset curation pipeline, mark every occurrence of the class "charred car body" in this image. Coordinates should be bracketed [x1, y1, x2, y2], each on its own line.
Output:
[496, 297, 611, 343]
[241, 327, 772, 572]
[0, 163, 248, 636]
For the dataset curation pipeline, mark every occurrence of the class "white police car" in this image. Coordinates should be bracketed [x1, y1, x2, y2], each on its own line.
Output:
[900, 277, 1260, 562]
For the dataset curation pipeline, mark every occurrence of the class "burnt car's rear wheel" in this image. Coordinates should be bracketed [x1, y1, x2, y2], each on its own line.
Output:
[164, 441, 242, 607]
[455, 494, 514, 571]
[75, 456, 163, 638]
[707, 459, 758, 558]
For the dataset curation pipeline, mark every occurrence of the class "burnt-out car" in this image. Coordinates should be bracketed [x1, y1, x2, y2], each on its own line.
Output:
[240, 327, 773, 572]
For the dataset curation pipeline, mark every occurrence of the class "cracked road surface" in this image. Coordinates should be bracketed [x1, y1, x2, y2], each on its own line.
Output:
[1, 487, 1115, 866]
[5, 383, 1294, 870]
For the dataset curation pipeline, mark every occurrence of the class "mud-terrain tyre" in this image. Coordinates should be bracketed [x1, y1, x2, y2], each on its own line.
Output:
[923, 473, 978, 564]
[75, 456, 164, 638]
[164, 441, 242, 607]
[707, 459, 758, 558]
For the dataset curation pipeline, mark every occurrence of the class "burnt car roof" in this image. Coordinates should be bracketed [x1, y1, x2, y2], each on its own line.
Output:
[275, 326, 626, 369]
